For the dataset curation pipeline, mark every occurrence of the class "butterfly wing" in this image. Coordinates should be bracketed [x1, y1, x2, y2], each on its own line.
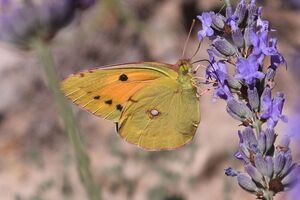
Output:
[61, 62, 177, 122]
[117, 77, 200, 151]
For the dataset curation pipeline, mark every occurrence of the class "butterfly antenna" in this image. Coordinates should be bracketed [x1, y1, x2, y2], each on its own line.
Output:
[190, 40, 202, 60]
[192, 59, 213, 67]
[181, 19, 196, 59]
[218, 3, 226, 14]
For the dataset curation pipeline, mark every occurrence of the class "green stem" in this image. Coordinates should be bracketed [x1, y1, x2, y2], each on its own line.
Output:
[264, 191, 274, 200]
[224, 0, 231, 7]
[32, 39, 101, 200]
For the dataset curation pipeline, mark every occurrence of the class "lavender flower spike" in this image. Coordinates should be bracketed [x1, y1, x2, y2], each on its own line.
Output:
[198, 0, 299, 199]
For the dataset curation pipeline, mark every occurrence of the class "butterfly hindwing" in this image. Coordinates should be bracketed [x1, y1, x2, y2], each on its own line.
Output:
[61, 62, 177, 122]
[117, 77, 200, 150]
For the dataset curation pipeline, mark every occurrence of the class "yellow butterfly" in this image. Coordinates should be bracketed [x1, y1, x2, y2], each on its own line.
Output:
[61, 59, 200, 151]
[60, 19, 204, 151]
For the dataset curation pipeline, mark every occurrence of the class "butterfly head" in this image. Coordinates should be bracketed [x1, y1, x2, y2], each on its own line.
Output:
[174, 59, 196, 89]
[175, 59, 192, 75]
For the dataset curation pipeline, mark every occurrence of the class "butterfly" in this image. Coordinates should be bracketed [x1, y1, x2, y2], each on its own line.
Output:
[60, 20, 207, 151]
[61, 59, 201, 151]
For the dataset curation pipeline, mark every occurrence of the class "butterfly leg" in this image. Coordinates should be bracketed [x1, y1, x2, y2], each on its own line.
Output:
[192, 63, 207, 74]
[196, 88, 211, 98]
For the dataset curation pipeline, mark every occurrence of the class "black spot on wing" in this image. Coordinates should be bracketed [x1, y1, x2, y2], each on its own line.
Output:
[105, 99, 113, 105]
[119, 74, 128, 81]
[116, 104, 123, 111]
[115, 122, 119, 132]
[93, 95, 100, 100]
[128, 97, 138, 103]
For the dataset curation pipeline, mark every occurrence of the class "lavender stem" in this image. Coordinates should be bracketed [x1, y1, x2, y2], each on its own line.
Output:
[32, 38, 102, 200]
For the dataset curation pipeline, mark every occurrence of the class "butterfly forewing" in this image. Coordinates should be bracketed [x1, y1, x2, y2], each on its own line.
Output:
[61, 62, 177, 122]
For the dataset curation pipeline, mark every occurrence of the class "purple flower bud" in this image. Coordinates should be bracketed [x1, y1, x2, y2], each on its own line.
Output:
[238, 130, 243, 143]
[281, 165, 300, 186]
[227, 76, 242, 90]
[226, 99, 254, 122]
[229, 19, 244, 48]
[212, 37, 236, 57]
[211, 13, 225, 31]
[271, 53, 287, 70]
[242, 127, 257, 146]
[225, 167, 239, 177]
[265, 67, 276, 85]
[265, 156, 274, 178]
[258, 133, 266, 153]
[266, 92, 288, 129]
[279, 135, 291, 149]
[232, 29, 244, 48]
[211, 46, 227, 58]
[247, 0, 258, 26]
[226, 5, 233, 18]
[256, 7, 269, 32]
[254, 154, 269, 177]
[248, 87, 259, 111]
[234, 0, 247, 25]
[250, 144, 260, 154]
[240, 143, 251, 158]
[213, 84, 232, 101]
[265, 128, 275, 152]
[280, 153, 292, 177]
[245, 163, 264, 184]
[234, 150, 244, 160]
[260, 87, 272, 119]
[244, 27, 252, 48]
[237, 144, 250, 162]
[237, 173, 258, 193]
[274, 152, 285, 175]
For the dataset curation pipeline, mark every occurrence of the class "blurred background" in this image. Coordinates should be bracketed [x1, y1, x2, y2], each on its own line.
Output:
[0, 0, 299, 199]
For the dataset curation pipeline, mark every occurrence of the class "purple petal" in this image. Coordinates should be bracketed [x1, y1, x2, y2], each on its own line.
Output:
[237, 173, 258, 193]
